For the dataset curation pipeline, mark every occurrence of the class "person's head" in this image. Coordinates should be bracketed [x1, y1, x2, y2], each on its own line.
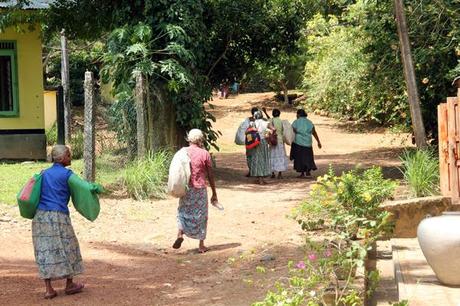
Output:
[187, 129, 205, 147]
[51, 145, 71, 166]
[251, 107, 259, 116]
[272, 109, 281, 118]
[254, 111, 263, 120]
[296, 109, 307, 118]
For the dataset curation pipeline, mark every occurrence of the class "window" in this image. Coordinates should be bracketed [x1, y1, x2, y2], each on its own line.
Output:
[0, 41, 18, 117]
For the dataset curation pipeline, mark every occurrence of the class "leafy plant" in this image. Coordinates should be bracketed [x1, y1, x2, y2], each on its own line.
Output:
[45, 123, 57, 146]
[399, 149, 439, 197]
[123, 150, 172, 200]
[70, 129, 84, 160]
[296, 166, 397, 242]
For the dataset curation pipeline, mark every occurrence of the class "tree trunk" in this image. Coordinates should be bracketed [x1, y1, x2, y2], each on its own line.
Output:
[394, 0, 427, 148]
[148, 84, 186, 152]
[280, 80, 289, 104]
[60, 29, 71, 143]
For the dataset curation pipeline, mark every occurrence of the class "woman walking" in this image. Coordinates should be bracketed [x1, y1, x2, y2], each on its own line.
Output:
[32, 145, 84, 299]
[268, 109, 288, 179]
[249, 111, 272, 184]
[173, 129, 218, 253]
[290, 109, 322, 178]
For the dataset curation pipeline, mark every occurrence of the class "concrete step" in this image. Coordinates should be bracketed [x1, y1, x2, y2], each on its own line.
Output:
[370, 240, 399, 306]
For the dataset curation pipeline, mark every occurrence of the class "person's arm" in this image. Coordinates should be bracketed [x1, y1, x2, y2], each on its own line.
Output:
[207, 160, 218, 203]
[312, 127, 322, 149]
[262, 107, 271, 119]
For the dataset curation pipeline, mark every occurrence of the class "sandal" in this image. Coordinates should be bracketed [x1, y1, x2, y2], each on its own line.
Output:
[65, 283, 84, 295]
[172, 237, 184, 249]
[44, 291, 57, 299]
[198, 247, 210, 253]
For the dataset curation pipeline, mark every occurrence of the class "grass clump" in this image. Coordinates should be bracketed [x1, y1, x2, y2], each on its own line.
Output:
[400, 149, 439, 197]
[123, 150, 172, 200]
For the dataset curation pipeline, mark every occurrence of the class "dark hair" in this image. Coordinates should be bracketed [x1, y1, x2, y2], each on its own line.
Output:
[251, 107, 259, 115]
[297, 109, 307, 117]
[272, 109, 281, 117]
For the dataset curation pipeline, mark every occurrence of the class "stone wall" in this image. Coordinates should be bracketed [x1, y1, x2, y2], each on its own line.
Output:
[382, 196, 452, 238]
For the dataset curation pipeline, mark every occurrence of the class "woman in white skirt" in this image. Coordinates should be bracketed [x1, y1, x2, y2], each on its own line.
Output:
[269, 109, 289, 178]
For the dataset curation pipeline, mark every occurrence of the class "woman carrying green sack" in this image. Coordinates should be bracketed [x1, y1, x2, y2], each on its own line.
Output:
[32, 145, 89, 299]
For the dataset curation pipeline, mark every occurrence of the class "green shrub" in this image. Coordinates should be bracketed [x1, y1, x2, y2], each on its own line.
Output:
[45, 123, 57, 146]
[400, 149, 439, 198]
[70, 129, 84, 160]
[296, 166, 397, 241]
[123, 151, 172, 200]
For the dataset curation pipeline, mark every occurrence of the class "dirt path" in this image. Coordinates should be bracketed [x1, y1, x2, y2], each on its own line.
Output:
[0, 93, 411, 305]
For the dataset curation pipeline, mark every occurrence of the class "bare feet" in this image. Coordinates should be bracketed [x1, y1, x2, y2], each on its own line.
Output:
[277, 172, 282, 179]
[198, 246, 210, 253]
[271, 173, 276, 179]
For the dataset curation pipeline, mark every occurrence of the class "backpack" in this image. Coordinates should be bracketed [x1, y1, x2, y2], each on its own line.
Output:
[267, 129, 278, 146]
[245, 127, 261, 149]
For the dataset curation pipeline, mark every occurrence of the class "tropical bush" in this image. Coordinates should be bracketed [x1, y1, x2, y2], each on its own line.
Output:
[255, 167, 396, 305]
[400, 149, 439, 197]
[296, 167, 396, 241]
[123, 151, 172, 200]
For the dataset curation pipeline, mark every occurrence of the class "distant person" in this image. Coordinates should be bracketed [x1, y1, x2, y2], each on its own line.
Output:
[32, 145, 84, 299]
[173, 129, 218, 253]
[268, 109, 288, 178]
[231, 79, 240, 94]
[249, 111, 272, 184]
[290, 109, 322, 178]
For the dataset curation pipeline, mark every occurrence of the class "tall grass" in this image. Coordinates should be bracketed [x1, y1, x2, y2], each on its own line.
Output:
[124, 150, 172, 200]
[70, 129, 84, 159]
[400, 149, 439, 198]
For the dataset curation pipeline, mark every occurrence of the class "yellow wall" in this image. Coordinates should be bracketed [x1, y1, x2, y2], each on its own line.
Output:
[0, 26, 44, 130]
[44, 90, 57, 129]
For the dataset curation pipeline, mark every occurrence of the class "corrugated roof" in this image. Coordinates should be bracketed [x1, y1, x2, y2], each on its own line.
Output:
[0, 0, 54, 9]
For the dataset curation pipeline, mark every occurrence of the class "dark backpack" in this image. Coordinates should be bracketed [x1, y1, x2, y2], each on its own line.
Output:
[245, 127, 261, 149]
[267, 129, 278, 146]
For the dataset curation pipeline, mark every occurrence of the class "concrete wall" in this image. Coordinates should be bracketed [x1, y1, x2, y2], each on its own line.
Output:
[44, 90, 57, 129]
[0, 26, 44, 129]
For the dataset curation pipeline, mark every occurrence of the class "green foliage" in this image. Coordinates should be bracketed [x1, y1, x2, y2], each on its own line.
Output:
[123, 151, 172, 200]
[302, 0, 460, 137]
[297, 166, 397, 241]
[45, 123, 57, 146]
[70, 129, 84, 160]
[45, 39, 104, 106]
[107, 97, 137, 155]
[253, 241, 364, 306]
[400, 149, 440, 197]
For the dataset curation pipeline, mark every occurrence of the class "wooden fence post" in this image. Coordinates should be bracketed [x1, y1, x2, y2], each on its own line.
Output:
[438, 103, 449, 195]
[135, 73, 148, 158]
[394, 0, 427, 148]
[447, 97, 459, 204]
[83, 71, 96, 182]
[60, 29, 71, 143]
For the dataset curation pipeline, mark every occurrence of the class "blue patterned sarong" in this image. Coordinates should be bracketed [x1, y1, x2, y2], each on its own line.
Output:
[177, 187, 208, 240]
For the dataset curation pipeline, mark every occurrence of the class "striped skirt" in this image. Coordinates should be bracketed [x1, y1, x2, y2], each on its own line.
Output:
[249, 138, 271, 177]
[32, 210, 83, 280]
[177, 187, 208, 240]
[270, 143, 288, 172]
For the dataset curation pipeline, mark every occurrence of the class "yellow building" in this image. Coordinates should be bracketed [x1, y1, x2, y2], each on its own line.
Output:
[0, 1, 52, 160]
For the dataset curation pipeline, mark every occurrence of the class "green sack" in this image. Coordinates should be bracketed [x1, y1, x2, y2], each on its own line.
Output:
[68, 174, 103, 222]
[17, 173, 43, 219]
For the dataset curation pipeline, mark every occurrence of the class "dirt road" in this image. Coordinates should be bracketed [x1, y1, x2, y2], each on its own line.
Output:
[0, 93, 410, 305]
